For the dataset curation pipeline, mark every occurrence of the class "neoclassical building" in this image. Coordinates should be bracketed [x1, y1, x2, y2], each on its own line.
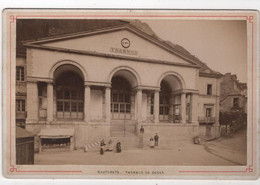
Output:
[16, 20, 222, 150]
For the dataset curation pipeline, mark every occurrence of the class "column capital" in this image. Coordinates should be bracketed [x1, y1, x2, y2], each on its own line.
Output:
[133, 85, 160, 92]
[47, 81, 54, 85]
[26, 80, 38, 84]
[172, 89, 199, 95]
[27, 76, 53, 84]
[84, 81, 111, 88]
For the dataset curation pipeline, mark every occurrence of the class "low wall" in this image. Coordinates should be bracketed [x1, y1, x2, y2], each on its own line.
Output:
[26, 121, 219, 152]
[26, 121, 111, 152]
[137, 124, 200, 146]
[198, 125, 220, 138]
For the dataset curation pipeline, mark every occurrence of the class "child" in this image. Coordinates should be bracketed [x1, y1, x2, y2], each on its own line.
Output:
[100, 139, 106, 155]
[149, 137, 154, 148]
[116, 141, 122, 153]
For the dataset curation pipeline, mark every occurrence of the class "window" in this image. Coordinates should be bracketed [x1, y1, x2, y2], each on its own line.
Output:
[233, 98, 239, 108]
[111, 76, 131, 120]
[173, 104, 180, 122]
[150, 94, 154, 115]
[16, 99, 25, 112]
[206, 108, 212, 117]
[16, 66, 24, 81]
[55, 71, 84, 119]
[159, 80, 171, 121]
[207, 84, 212, 95]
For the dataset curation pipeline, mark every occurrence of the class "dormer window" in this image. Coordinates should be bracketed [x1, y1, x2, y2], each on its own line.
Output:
[207, 84, 212, 95]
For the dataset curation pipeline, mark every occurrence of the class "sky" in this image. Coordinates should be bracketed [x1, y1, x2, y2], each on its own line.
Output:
[142, 20, 247, 83]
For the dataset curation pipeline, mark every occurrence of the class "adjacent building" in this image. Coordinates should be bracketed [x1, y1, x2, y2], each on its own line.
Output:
[220, 73, 247, 114]
[16, 19, 222, 150]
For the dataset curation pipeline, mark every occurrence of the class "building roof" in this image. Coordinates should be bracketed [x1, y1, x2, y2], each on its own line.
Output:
[38, 128, 75, 139]
[16, 126, 35, 138]
[17, 19, 222, 77]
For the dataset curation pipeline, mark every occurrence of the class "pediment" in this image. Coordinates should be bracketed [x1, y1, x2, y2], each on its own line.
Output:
[26, 26, 198, 66]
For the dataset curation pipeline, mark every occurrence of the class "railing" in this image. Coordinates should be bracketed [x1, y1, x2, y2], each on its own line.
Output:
[16, 111, 27, 119]
[198, 117, 215, 124]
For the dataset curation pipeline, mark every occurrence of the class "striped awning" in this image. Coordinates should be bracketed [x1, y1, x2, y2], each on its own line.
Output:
[38, 128, 75, 139]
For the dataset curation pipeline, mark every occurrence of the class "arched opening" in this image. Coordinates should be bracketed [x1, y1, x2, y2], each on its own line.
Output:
[111, 76, 131, 120]
[110, 69, 138, 136]
[159, 75, 183, 123]
[159, 80, 171, 121]
[54, 65, 84, 120]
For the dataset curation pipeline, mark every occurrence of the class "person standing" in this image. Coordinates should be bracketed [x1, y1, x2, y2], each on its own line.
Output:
[140, 126, 144, 134]
[107, 139, 114, 151]
[116, 141, 122, 153]
[100, 139, 106, 155]
[139, 126, 145, 148]
[154, 133, 159, 147]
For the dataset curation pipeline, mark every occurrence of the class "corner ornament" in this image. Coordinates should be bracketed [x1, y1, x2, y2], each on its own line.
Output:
[10, 165, 18, 172]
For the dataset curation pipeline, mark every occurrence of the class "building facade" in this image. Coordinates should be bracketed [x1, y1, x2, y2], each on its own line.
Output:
[16, 20, 222, 149]
[220, 73, 247, 114]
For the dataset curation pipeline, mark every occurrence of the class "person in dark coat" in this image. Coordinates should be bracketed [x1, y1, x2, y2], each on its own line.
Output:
[140, 126, 144, 134]
[154, 133, 159, 147]
[116, 141, 122, 153]
[100, 139, 106, 155]
[139, 126, 145, 148]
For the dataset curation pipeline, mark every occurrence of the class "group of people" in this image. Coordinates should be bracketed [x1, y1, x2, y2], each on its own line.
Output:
[100, 139, 121, 155]
[139, 126, 160, 148]
[149, 133, 159, 148]
[99, 126, 160, 155]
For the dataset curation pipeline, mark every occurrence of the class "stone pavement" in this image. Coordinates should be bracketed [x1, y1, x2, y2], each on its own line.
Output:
[35, 126, 247, 166]
[202, 126, 247, 165]
[35, 142, 237, 166]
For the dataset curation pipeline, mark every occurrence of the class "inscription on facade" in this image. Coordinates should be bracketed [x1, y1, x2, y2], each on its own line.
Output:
[110, 47, 138, 56]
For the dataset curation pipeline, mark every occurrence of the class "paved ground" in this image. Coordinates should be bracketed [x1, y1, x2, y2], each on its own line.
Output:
[35, 126, 247, 166]
[203, 125, 247, 165]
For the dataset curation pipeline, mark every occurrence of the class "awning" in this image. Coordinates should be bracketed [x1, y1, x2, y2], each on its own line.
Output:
[16, 126, 35, 138]
[38, 128, 75, 139]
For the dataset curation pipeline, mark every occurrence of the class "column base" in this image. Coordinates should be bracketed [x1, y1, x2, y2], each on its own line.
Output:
[191, 121, 199, 125]
[26, 119, 38, 124]
[214, 122, 220, 126]
[84, 119, 90, 123]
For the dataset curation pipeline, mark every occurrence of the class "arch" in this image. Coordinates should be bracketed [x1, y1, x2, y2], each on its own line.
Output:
[49, 60, 88, 81]
[157, 71, 186, 90]
[107, 66, 141, 87]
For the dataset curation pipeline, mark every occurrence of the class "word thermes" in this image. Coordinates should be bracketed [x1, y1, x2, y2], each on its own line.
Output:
[110, 47, 138, 55]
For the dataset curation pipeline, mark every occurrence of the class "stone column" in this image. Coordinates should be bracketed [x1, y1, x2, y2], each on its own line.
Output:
[214, 96, 220, 126]
[47, 83, 54, 124]
[136, 89, 142, 123]
[191, 93, 199, 125]
[26, 81, 38, 123]
[105, 87, 111, 124]
[169, 94, 175, 123]
[84, 85, 91, 123]
[154, 90, 159, 123]
[181, 93, 186, 124]
[146, 93, 151, 122]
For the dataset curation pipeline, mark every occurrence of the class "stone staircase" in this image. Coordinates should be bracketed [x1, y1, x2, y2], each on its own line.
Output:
[84, 137, 109, 152]
[84, 136, 142, 152]
[110, 136, 141, 149]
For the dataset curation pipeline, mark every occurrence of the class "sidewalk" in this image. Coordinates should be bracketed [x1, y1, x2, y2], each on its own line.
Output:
[202, 126, 247, 165]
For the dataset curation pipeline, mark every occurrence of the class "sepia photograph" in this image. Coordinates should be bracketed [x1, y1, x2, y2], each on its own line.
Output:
[2, 10, 258, 179]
